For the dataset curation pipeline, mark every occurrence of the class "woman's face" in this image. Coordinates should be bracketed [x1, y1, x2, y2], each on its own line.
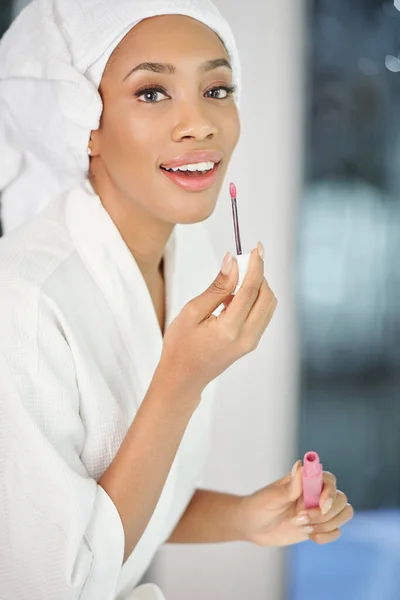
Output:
[90, 14, 240, 225]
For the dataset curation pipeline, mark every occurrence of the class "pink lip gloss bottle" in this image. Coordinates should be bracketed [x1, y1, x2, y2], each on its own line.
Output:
[302, 451, 323, 509]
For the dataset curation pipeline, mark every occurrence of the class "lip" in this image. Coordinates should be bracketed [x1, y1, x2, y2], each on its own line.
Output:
[160, 150, 223, 169]
[160, 161, 221, 192]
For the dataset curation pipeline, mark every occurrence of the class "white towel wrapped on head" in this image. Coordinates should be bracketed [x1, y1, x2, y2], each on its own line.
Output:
[0, 0, 241, 234]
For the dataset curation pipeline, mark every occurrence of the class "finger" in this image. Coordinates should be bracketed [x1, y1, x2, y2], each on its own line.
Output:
[307, 490, 348, 524]
[260, 461, 303, 511]
[222, 248, 265, 328]
[289, 462, 303, 503]
[311, 503, 354, 535]
[271, 460, 302, 487]
[319, 472, 337, 515]
[310, 528, 342, 545]
[278, 461, 303, 506]
[238, 278, 278, 349]
[187, 252, 240, 322]
[222, 294, 234, 309]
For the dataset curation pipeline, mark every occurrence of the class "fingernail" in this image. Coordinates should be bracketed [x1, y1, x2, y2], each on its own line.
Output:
[292, 514, 310, 526]
[291, 460, 301, 479]
[221, 251, 233, 275]
[257, 241, 264, 260]
[322, 498, 333, 515]
[303, 526, 314, 535]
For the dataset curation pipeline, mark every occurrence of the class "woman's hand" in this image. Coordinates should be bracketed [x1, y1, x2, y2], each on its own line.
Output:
[236, 461, 354, 547]
[158, 244, 277, 402]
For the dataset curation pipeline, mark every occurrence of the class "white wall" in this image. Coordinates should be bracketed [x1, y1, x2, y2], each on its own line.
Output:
[150, 0, 306, 599]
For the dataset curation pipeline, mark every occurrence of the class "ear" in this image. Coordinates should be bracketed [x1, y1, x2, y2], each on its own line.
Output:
[88, 129, 101, 158]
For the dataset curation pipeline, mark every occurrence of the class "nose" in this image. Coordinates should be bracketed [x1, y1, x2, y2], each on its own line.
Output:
[171, 101, 218, 142]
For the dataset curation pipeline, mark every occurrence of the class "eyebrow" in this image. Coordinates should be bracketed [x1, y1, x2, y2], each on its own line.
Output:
[123, 58, 232, 81]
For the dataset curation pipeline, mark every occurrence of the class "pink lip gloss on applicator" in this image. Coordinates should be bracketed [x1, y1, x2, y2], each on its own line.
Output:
[302, 451, 323, 509]
[229, 182, 251, 294]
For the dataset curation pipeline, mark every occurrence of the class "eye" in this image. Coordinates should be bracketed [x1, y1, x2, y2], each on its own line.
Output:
[135, 86, 169, 103]
[205, 85, 236, 100]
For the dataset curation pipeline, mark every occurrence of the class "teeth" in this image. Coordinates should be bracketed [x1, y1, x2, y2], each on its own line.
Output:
[164, 161, 215, 172]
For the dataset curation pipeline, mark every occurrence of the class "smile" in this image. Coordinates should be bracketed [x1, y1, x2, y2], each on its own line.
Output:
[160, 161, 221, 192]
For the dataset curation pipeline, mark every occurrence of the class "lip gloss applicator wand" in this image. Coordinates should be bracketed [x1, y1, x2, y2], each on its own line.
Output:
[229, 182, 251, 294]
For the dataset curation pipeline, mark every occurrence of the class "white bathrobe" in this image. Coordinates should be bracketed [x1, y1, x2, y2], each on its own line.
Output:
[0, 180, 220, 600]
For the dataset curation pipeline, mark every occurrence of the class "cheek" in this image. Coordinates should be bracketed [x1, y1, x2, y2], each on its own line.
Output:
[220, 106, 241, 150]
[231, 110, 241, 145]
[100, 103, 161, 170]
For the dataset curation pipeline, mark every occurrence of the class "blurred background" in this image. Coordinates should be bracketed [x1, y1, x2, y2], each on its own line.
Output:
[292, 1, 400, 599]
[1, 0, 400, 599]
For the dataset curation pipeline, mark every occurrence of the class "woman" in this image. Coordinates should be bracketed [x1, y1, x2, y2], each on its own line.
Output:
[0, 1, 353, 599]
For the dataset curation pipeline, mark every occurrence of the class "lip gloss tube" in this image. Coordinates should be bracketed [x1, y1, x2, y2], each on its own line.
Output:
[302, 451, 323, 509]
[229, 182, 251, 294]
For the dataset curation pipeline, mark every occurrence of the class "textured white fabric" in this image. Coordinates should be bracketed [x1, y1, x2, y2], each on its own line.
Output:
[0, 180, 219, 600]
[0, 0, 241, 234]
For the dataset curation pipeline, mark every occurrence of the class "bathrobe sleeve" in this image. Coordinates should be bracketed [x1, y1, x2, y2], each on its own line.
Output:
[0, 280, 125, 600]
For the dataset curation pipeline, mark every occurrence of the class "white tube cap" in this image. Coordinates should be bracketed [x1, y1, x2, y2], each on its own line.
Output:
[232, 252, 251, 295]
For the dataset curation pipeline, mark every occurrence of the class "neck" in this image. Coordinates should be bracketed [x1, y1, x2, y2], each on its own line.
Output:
[90, 172, 174, 284]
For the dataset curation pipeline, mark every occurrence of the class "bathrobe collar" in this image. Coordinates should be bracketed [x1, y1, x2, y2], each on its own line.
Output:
[65, 180, 186, 405]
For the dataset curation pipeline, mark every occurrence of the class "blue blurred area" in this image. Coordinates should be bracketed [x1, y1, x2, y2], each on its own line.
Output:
[296, 2, 400, 597]
[298, 0, 400, 511]
[289, 510, 400, 600]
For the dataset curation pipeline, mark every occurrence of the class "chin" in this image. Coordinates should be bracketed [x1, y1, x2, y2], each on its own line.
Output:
[170, 195, 218, 225]
[177, 211, 215, 225]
